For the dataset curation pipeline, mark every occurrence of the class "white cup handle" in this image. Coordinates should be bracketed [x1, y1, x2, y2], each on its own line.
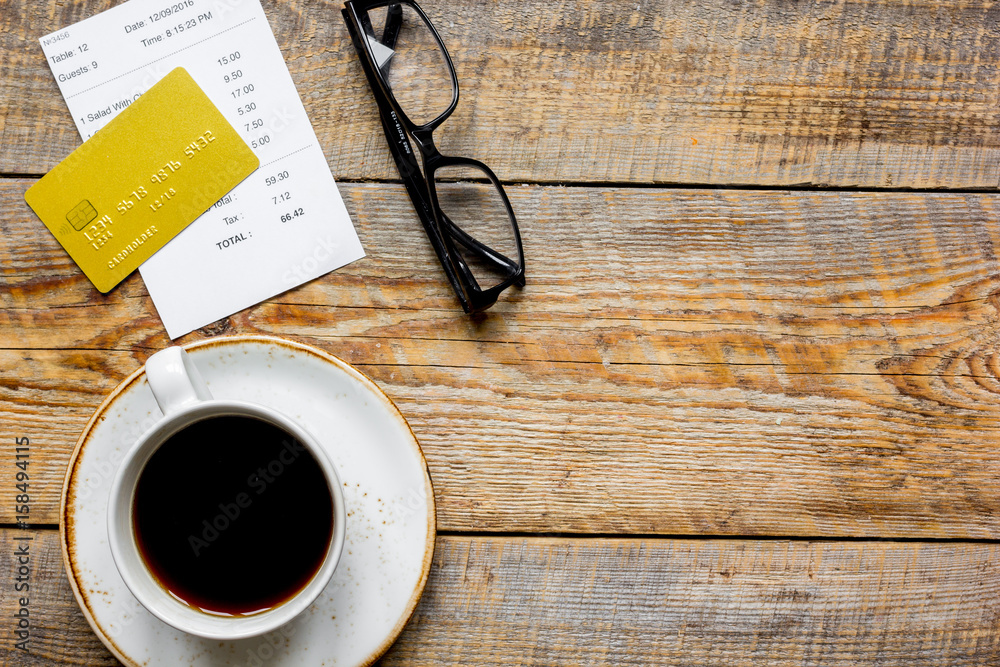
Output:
[145, 347, 213, 416]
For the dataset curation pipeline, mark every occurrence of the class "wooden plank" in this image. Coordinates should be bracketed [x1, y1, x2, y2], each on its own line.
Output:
[6, 180, 1000, 344]
[3, 180, 1000, 536]
[3, 0, 1000, 188]
[0, 529, 997, 665]
[386, 536, 1000, 665]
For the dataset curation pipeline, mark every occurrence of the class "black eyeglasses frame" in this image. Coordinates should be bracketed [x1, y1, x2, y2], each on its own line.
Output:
[342, 0, 526, 313]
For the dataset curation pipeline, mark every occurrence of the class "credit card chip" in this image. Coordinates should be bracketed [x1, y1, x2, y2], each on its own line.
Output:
[67, 199, 98, 230]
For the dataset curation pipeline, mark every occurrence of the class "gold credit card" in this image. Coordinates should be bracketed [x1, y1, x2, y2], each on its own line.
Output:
[25, 67, 259, 293]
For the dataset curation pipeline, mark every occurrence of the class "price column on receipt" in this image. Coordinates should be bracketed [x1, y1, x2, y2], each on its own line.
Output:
[39, 0, 365, 338]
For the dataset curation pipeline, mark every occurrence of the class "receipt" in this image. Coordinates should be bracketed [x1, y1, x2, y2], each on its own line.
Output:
[38, 0, 364, 338]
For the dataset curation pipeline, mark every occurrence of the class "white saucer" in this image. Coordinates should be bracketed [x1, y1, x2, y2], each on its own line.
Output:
[60, 335, 436, 666]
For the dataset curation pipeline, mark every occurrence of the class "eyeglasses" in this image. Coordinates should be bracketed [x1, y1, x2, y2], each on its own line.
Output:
[342, 0, 526, 313]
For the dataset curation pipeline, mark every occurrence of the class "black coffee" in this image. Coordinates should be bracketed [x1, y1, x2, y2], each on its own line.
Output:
[133, 415, 334, 615]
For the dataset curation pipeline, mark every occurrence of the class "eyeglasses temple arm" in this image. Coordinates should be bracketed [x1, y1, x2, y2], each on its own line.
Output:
[375, 108, 475, 308]
[377, 111, 481, 307]
[373, 4, 402, 78]
[382, 4, 402, 50]
[379, 112, 433, 224]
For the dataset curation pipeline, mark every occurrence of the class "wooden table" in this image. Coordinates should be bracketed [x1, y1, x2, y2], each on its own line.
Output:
[2, 0, 1000, 664]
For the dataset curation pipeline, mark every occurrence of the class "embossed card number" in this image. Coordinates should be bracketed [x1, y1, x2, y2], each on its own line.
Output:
[116, 131, 217, 216]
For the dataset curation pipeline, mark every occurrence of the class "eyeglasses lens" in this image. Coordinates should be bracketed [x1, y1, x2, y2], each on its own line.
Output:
[363, 4, 455, 127]
[434, 164, 521, 290]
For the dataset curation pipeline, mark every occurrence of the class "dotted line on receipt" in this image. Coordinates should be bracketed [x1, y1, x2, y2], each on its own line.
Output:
[67, 17, 258, 99]
[262, 145, 311, 168]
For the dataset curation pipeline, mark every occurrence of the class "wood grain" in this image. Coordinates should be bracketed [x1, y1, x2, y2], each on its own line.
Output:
[384, 536, 1000, 666]
[6, 0, 1000, 662]
[3, 180, 1000, 537]
[3, 0, 1000, 188]
[1, 529, 997, 666]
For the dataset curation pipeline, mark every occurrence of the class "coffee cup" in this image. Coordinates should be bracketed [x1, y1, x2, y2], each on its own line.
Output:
[107, 346, 346, 640]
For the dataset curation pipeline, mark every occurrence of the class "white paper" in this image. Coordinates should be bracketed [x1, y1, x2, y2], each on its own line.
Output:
[39, 0, 365, 338]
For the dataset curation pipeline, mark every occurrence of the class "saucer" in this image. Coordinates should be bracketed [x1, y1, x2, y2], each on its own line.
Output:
[60, 335, 436, 666]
